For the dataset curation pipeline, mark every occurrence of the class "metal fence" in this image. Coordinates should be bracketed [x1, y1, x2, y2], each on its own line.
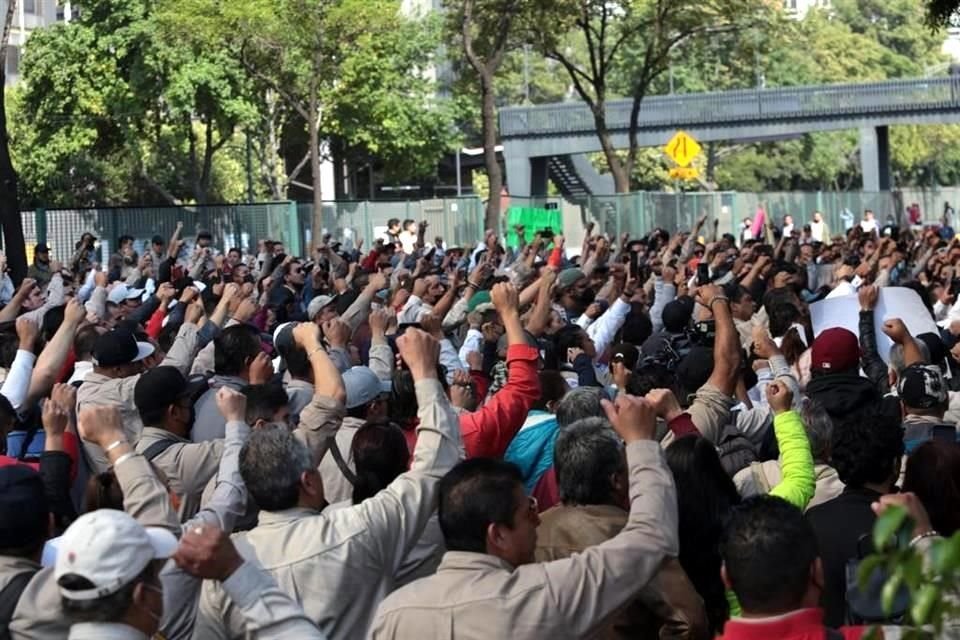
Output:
[15, 188, 960, 264]
[18, 197, 486, 264]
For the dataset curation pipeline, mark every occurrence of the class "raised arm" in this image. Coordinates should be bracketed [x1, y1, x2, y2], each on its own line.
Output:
[342, 327, 463, 569]
[293, 322, 347, 465]
[175, 527, 327, 639]
[766, 381, 816, 510]
[78, 405, 180, 534]
[857, 285, 889, 394]
[524, 269, 557, 338]
[883, 318, 925, 367]
[459, 283, 541, 458]
[700, 284, 740, 396]
[542, 394, 678, 637]
[25, 299, 86, 407]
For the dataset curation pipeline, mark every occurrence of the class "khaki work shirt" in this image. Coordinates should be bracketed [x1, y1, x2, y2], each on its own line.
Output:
[369, 441, 679, 640]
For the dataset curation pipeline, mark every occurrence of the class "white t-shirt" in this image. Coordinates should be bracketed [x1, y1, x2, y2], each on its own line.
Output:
[860, 219, 878, 234]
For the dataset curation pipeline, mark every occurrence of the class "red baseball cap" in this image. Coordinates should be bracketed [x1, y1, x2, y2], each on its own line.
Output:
[811, 327, 860, 372]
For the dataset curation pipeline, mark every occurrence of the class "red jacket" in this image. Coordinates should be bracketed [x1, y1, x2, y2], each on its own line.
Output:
[720, 609, 869, 640]
[459, 344, 541, 459]
[402, 345, 540, 460]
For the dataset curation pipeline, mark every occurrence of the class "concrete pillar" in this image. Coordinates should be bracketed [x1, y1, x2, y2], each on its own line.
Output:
[860, 125, 891, 192]
[530, 157, 549, 198]
[503, 149, 532, 198]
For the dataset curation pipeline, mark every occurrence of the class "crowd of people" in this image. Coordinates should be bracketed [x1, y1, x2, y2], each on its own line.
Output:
[0, 209, 957, 639]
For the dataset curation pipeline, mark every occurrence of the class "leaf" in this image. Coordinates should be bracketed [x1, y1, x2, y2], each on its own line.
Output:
[911, 583, 941, 625]
[881, 565, 904, 616]
[874, 505, 908, 552]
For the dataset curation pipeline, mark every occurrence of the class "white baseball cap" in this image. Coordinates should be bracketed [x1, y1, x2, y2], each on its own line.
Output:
[54, 510, 177, 601]
[107, 284, 145, 305]
[307, 295, 338, 321]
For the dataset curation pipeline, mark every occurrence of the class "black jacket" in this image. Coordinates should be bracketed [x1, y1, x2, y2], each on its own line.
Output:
[806, 487, 884, 627]
[806, 372, 883, 424]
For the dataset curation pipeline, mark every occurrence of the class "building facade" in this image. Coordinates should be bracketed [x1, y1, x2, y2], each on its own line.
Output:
[0, 0, 68, 85]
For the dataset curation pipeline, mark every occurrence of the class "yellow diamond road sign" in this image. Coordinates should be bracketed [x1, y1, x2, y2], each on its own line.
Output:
[664, 131, 702, 168]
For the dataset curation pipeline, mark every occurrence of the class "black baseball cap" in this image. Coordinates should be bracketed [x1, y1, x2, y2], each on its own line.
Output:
[35, 243, 50, 254]
[93, 328, 155, 367]
[134, 366, 208, 420]
[0, 464, 48, 549]
[151, 235, 165, 245]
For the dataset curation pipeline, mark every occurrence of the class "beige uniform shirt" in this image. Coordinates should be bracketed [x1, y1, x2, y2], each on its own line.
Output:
[369, 440, 679, 640]
[193, 379, 463, 640]
[77, 323, 200, 472]
[135, 427, 224, 522]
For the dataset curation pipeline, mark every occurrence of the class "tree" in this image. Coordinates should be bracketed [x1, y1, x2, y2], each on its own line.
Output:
[165, 0, 455, 248]
[0, 0, 25, 282]
[444, 0, 530, 232]
[13, 0, 255, 207]
[528, 0, 770, 193]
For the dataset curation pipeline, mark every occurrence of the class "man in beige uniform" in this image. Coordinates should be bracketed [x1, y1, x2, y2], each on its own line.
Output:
[369, 392, 678, 640]
[133, 366, 221, 522]
[193, 325, 463, 640]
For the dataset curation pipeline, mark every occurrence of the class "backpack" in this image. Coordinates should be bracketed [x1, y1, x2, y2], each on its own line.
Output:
[0, 569, 37, 640]
[844, 534, 910, 625]
[716, 416, 758, 478]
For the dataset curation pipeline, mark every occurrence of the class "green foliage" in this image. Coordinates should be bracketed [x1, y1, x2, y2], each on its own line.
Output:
[865, 506, 960, 637]
[12, 0, 255, 206]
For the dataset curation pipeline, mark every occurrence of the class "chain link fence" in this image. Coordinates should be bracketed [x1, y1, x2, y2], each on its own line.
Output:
[15, 188, 960, 265]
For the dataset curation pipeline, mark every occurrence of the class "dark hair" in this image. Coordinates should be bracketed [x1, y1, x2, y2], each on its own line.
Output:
[531, 370, 568, 412]
[74, 325, 100, 361]
[0, 331, 19, 368]
[60, 563, 157, 622]
[553, 325, 587, 365]
[554, 418, 625, 506]
[721, 496, 819, 614]
[214, 325, 262, 376]
[84, 471, 124, 512]
[282, 343, 312, 380]
[830, 411, 903, 488]
[402, 219, 416, 230]
[725, 284, 751, 305]
[387, 218, 401, 229]
[627, 364, 676, 397]
[242, 383, 288, 425]
[666, 436, 741, 633]
[41, 305, 66, 343]
[156, 323, 179, 355]
[903, 441, 960, 536]
[767, 302, 801, 339]
[351, 421, 411, 504]
[620, 304, 653, 346]
[118, 235, 134, 246]
[389, 365, 448, 426]
[438, 458, 524, 553]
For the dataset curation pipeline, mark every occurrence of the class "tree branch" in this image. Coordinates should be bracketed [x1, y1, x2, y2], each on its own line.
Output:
[239, 40, 311, 122]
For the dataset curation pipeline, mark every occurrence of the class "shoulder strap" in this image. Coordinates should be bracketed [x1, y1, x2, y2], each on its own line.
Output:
[324, 436, 358, 487]
[142, 438, 178, 462]
[0, 570, 38, 640]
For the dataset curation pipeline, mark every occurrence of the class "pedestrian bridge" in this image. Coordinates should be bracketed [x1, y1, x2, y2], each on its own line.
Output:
[500, 76, 960, 197]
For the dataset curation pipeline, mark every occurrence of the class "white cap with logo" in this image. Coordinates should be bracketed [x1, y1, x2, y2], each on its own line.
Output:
[53, 510, 178, 601]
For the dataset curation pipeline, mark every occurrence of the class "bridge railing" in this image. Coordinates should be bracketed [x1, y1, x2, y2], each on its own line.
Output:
[500, 77, 960, 137]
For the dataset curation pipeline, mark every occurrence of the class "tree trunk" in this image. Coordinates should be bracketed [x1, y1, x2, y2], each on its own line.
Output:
[309, 79, 323, 254]
[480, 74, 502, 233]
[597, 129, 630, 193]
[0, 0, 24, 283]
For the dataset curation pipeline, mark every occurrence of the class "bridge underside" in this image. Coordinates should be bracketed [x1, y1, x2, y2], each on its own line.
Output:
[504, 110, 960, 198]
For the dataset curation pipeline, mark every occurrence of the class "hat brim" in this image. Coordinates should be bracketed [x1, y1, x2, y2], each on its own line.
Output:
[131, 342, 155, 363]
[145, 527, 178, 559]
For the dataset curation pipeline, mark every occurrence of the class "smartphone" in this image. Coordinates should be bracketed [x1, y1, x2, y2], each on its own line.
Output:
[629, 251, 639, 280]
[697, 263, 710, 286]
